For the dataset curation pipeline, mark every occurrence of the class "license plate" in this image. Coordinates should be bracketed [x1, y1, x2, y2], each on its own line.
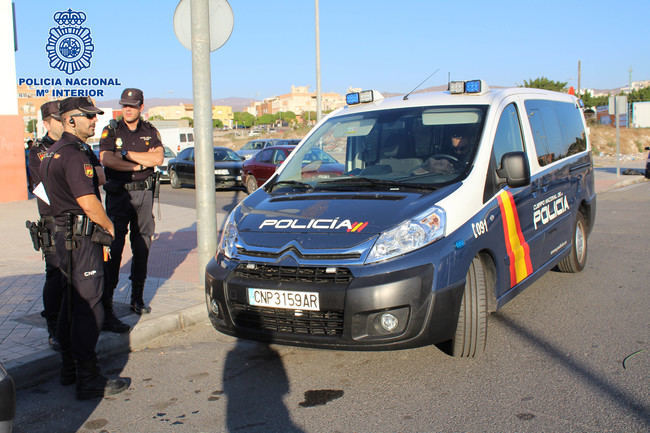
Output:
[214, 169, 230, 175]
[247, 288, 320, 311]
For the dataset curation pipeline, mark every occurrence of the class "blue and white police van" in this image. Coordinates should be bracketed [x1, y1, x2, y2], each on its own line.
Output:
[205, 80, 596, 357]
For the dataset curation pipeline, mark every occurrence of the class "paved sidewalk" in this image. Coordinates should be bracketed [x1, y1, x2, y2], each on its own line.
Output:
[0, 168, 647, 387]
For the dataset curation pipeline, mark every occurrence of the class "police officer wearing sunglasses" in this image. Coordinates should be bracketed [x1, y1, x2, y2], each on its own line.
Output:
[99, 88, 164, 332]
[40, 96, 129, 400]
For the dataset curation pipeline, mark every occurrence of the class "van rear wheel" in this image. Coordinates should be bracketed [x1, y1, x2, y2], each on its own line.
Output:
[557, 212, 587, 273]
[170, 170, 181, 189]
[452, 256, 488, 358]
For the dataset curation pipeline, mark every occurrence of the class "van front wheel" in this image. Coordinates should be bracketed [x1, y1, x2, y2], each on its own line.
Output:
[452, 256, 488, 358]
[557, 212, 587, 273]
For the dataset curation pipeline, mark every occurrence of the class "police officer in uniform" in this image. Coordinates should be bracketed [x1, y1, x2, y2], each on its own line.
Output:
[28, 101, 65, 350]
[99, 88, 163, 332]
[41, 96, 128, 400]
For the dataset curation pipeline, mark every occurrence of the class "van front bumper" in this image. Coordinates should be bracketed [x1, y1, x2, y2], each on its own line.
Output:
[205, 255, 464, 350]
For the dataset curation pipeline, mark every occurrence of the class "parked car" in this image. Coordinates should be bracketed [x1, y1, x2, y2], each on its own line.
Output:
[300, 148, 345, 179]
[168, 146, 243, 189]
[242, 145, 297, 193]
[155, 146, 177, 181]
[0, 362, 15, 433]
[236, 138, 302, 161]
[645, 146, 650, 178]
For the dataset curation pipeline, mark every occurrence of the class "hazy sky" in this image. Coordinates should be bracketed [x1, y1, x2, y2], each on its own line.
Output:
[13, 0, 650, 102]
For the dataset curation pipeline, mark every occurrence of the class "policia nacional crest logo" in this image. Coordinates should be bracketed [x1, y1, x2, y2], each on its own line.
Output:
[46, 9, 94, 75]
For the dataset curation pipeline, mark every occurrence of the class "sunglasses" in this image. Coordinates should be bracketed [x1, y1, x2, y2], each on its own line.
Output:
[70, 113, 97, 120]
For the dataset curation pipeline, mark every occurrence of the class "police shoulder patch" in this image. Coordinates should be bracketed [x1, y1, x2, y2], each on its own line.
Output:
[84, 164, 94, 178]
[101, 129, 108, 139]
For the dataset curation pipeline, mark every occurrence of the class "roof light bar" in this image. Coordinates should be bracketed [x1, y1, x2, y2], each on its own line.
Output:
[449, 80, 488, 95]
[346, 89, 384, 105]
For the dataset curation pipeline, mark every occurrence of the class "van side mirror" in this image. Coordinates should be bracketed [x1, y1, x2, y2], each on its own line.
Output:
[497, 151, 530, 188]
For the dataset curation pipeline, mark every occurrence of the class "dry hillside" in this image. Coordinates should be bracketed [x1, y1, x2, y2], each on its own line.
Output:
[589, 124, 650, 156]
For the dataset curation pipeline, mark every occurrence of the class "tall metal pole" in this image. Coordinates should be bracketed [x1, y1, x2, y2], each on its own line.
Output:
[315, 0, 322, 122]
[190, 0, 217, 282]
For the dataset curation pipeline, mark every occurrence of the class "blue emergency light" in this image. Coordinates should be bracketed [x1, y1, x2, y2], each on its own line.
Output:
[346, 92, 361, 105]
[464, 80, 482, 93]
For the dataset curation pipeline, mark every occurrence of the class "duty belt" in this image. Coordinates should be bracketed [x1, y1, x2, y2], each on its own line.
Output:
[123, 176, 155, 191]
[55, 214, 95, 236]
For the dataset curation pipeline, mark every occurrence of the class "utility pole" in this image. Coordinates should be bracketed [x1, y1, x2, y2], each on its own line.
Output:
[577, 60, 581, 96]
[190, 0, 217, 283]
[314, 0, 322, 122]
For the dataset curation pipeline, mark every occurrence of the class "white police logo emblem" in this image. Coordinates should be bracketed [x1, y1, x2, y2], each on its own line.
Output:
[45, 9, 94, 75]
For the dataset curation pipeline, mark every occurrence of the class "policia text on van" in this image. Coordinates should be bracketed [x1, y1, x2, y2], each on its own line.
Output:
[205, 80, 595, 357]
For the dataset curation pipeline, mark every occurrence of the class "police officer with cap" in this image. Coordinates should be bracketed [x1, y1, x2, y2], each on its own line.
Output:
[99, 88, 163, 331]
[28, 100, 65, 351]
[41, 96, 128, 400]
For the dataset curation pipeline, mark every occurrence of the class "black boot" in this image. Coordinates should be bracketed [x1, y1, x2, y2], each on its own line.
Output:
[60, 352, 76, 386]
[102, 285, 130, 333]
[46, 318, 62, 352]
[76, 359, 128, 400]
[130, 283, 151, 315]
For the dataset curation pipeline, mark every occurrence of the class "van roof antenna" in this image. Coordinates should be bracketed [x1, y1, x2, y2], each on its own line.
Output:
[403, 68, 440, 101]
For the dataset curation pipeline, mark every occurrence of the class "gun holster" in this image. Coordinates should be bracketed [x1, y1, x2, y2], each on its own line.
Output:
[91, 225, 113, 246]
[26, 220, 41, 251]
[153, 171, 161, 199]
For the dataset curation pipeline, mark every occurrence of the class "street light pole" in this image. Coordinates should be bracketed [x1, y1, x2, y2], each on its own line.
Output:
[314, 0, 322, 122]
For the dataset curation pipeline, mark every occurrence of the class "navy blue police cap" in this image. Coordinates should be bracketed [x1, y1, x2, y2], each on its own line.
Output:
[40, 100, 61, 121]
[59, 96, 104, 116]
[119, 88, 144, 107]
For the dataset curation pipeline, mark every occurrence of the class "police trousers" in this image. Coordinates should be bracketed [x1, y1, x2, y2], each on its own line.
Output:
[55, 231, 104, 362]
[41, 218, 64, 326]
[104, 188, 155, 291]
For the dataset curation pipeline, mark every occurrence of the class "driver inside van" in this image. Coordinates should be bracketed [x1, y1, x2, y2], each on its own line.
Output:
[414, 131, 473, 175]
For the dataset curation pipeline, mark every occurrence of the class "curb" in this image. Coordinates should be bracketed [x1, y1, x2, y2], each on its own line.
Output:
[598, 175, 647, 194]
[6, 304, 209, 389]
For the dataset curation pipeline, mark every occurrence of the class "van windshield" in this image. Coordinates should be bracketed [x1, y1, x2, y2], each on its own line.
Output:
[271, 105, 488, 192]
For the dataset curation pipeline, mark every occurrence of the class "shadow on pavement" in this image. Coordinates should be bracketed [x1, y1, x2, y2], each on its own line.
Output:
[493, 314, 650, 426]
[223, 339, 304, 433]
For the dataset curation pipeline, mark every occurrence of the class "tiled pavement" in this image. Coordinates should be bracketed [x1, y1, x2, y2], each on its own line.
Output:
[0, 168, 647, 387]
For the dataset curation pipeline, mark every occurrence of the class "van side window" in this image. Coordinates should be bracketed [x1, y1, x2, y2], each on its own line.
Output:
[493, 103, 525, 167]
[525, 100, 586, 166]
[180, 134, 187, 143]
[483, 103, 525, 202]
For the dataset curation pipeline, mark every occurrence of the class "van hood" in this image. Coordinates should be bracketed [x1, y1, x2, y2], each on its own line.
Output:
[235, 185, 459, 250]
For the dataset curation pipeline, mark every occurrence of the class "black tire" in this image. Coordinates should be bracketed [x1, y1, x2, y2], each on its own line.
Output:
[170, 170, 181, 189]
[245, 175, 258, 194]
[452, 256, 488, 358]
[557, 212, 587, 273]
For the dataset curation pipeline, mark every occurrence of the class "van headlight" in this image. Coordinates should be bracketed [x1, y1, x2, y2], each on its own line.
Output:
[366, 207, 446, 263]
[217, 210, 239, 259]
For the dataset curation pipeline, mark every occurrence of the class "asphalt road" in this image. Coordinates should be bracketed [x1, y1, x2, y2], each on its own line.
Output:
[158, 182, 248, 211]
[12, 182, 650, 433]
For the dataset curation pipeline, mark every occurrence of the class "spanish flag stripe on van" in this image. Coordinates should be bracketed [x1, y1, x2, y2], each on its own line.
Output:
[497, 190, 533, 287]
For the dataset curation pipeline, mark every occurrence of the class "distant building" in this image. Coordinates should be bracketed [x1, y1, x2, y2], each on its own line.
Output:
[147, 103, 233, 127]
[212, 105, 233, 128]
[147, 103, 194, 120]
[17, 84, 52, 141]
[245, 85, 345, 117]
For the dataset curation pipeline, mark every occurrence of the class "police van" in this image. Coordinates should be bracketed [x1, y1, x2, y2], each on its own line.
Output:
[205, 80, 596, 357]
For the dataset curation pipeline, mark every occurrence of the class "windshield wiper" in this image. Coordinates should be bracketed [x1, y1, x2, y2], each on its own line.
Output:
[317, 177, 437, 191]
[271, 180, 314, 192]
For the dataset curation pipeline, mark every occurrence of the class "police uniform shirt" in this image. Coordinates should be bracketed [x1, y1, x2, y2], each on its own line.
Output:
[99, 119, 162, 183]
[29, 135, 57, 216]
[41, 132, 101, 225]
